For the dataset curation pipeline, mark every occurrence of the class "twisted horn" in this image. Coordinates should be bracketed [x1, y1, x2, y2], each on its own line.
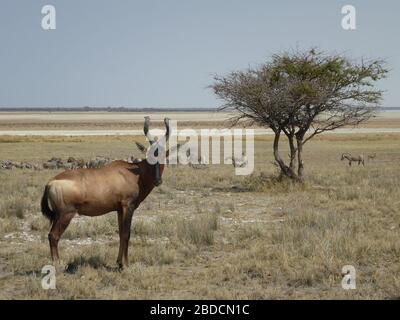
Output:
[144, 116, 155, 144]
[164, 117, 170, 142]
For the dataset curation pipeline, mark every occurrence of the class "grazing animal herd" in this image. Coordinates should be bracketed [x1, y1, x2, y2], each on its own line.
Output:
[1, 156, 114, 171]
[0, 160, 41, 170]
[340, 153, 377, 166]
[1, 151, 378, 172]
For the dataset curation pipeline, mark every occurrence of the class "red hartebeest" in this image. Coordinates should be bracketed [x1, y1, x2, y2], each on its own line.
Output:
[41, 117, 170, 268]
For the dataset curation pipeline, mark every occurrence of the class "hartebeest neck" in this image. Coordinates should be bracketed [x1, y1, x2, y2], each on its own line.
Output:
[131, 160, 165, 205]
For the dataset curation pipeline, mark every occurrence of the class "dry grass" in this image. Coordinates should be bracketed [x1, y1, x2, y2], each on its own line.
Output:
[0, 132, 400, 299]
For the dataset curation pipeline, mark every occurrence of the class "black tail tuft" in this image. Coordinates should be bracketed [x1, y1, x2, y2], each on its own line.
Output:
[41, 185, 55, 224]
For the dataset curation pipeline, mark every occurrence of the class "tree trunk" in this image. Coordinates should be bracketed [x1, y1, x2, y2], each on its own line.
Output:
[273, 130, 296, 179]
[288, 134, 297, 172]
[296, 137, 305, 181]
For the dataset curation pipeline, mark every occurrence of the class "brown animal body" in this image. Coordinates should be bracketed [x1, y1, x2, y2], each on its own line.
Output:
[41, 117, 170, 268]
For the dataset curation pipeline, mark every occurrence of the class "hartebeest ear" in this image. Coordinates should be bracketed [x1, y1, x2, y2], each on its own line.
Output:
[134, 141, 146, 154]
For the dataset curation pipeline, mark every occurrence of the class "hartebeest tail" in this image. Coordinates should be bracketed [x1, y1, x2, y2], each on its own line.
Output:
[41, 185, 56, 223]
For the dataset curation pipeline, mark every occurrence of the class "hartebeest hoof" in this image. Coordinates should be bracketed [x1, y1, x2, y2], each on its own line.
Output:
[53, 260, 67, 274]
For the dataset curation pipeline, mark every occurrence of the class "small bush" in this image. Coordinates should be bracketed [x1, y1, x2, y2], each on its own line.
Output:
[132, 243, 176, 266]
[240, 173, 305, 193]
[176, 214, 218, 246]
[0, 217, 20, 236]
[30, 217, 49, 231]
[0, 198, 27, 219]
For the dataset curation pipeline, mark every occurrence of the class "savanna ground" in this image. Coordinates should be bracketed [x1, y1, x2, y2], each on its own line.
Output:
[0, 115, 399, 299]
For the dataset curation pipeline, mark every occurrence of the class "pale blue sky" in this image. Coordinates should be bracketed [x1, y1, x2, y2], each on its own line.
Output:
[0, 0, 399, 108]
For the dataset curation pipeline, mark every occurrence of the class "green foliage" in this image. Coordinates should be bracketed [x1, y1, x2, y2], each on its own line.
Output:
[212, 48, 388, 131]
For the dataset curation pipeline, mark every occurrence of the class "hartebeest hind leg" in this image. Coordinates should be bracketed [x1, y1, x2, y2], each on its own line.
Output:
[48, 212, 75, 261]
[117, 205, 134, 268]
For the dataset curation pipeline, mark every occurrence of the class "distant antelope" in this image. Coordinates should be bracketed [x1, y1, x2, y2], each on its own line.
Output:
[341, 153, 365, 166]
[41, 117, 170, 268]
[225, 152, 248, 168]
[86, 156, 111, 169]
[43, 159, 63, 170]
[175, 145, 208, 169]
[190, 155, 208, 169]
[367, 153, 377, 161]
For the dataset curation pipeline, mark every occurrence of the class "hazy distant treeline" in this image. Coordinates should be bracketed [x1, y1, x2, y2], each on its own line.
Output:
[0, 106, 398, 112]
[0, 107, 218, 112]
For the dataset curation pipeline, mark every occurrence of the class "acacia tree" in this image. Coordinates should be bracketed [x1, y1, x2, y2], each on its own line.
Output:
[211, 49, 388, 181]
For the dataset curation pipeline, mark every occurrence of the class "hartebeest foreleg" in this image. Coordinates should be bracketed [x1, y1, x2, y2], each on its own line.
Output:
[117, 210, 124, 267]
[48, 212, 75, 261]
[117, 204, 134, 268]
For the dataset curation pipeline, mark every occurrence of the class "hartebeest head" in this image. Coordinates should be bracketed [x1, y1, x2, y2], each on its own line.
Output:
[143, 116, 170, 186]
